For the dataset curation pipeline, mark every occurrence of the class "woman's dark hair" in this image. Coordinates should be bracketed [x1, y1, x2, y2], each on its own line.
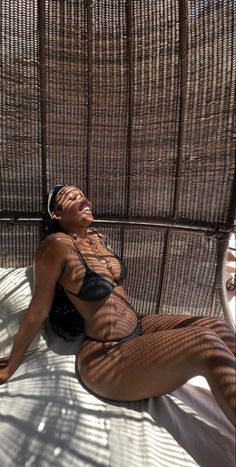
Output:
[42, 184, 85, 340]
[48, 283, 85, 341]
[42, 185, 65, 237]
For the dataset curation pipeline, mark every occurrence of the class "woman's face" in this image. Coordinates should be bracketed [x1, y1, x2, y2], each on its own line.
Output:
[55, 185, 93, 227]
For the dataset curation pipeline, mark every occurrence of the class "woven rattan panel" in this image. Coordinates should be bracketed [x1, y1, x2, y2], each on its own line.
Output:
[1, 1, 42, 212]
[158, 230, 218, 316]
[0, 224, 41, 268]
[45, 1, 88, 196]
[1, 1, 235, 220]
[102, 226, 221, 317]
[179, 2, 235, 224]
[0, 1, 235, 318]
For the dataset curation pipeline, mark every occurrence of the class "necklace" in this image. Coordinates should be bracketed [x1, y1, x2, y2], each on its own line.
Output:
[70, 233, 113, 272]
[88, 237, 113, 270]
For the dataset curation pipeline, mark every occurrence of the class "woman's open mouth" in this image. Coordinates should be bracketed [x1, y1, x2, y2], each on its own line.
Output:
[79, 198, 93, 215]
[81, 206, 93, 216]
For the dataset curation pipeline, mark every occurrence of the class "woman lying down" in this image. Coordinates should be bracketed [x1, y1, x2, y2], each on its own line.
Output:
[0, 184, 235, 428]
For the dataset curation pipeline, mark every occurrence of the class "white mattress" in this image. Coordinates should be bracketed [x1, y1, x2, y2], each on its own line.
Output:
[0, 268, 235, 467]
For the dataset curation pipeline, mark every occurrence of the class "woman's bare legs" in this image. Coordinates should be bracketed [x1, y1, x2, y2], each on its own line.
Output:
[140, 314, 236, 357]
[78, 315, 236, 427]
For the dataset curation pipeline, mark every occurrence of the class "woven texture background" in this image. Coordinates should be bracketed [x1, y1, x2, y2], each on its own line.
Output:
[1, 0, 235, 317]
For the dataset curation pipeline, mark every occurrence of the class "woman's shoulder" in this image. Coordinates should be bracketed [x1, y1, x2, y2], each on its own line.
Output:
[35, 232, 72, 259]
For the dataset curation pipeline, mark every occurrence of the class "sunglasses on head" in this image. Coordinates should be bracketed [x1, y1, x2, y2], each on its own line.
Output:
[47, 185, 64, 219]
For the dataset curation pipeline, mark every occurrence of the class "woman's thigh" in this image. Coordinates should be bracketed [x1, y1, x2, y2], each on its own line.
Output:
[139, 313, 203, 334]
[77, 325, 222, 401]
[139, 313, 234, 336]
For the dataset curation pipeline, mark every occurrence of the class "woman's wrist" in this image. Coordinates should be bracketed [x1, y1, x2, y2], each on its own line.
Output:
[0, 359, 18, 379]
[0, 364, 11, 384]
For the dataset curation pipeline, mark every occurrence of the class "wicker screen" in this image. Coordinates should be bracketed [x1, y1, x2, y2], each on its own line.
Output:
[1, 1, 235, 318]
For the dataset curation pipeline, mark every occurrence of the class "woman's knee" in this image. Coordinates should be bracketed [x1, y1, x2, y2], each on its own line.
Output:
[193, 327, 235, 372]
[191, 328, 226, 363]
[215, 319, 235, 338]
[202, 317, 234, 335]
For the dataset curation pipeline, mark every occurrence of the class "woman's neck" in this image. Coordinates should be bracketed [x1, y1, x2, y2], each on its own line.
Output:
[67, 227, 88, 240]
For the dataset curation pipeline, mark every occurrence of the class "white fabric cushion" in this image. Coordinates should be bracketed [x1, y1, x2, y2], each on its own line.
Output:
[0, 267, 48, 360]
[0, 350, 234, 467]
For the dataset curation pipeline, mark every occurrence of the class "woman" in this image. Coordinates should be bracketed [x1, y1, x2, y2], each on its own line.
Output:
[0, 184, 235, 427]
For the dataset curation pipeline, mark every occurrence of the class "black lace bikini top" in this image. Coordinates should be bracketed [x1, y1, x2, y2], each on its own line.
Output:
[64, 237, 126, 302]
[48, 233, 126, 341]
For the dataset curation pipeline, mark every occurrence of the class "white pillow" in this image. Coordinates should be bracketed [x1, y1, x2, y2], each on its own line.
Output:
[0, 267, 48, 360]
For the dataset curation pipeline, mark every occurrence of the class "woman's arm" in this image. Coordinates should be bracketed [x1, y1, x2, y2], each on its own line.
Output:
[0, 235, 66, 384]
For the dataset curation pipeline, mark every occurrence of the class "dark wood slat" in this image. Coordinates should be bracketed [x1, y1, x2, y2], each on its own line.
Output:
[86, 0, 93, 200]
[38, 0, 47, 200]
[172, 0, 188, 221]
[125, 0, 133, 218]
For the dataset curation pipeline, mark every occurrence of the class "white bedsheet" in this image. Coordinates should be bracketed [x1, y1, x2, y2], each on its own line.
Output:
[0, 267, 235, 466]
[0, 347, 235, 467]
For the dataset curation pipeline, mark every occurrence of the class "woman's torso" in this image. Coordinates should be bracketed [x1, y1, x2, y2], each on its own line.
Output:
[50, 230, 137, 341]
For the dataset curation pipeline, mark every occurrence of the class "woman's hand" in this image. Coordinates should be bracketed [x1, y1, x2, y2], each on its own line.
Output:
[0, 361, 10, 385]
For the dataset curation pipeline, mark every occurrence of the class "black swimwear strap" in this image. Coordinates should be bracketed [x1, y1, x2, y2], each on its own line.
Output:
[85, 318, 142, 344]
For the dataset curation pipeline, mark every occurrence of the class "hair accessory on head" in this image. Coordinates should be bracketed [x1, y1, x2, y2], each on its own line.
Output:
[47, 185, 64, 219]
